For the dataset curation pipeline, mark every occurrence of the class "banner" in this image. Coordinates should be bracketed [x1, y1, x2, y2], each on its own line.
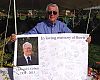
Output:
[13, 33, 89, 80]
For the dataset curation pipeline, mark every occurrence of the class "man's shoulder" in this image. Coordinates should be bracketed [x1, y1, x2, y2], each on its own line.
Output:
[56, 20, 66, 25]
[36, 20, 46, 25]
[18, 55, 25, 60]
[31, 55, 39, 65]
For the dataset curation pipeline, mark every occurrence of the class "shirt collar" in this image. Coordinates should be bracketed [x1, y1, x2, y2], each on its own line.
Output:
[24, 54, 31, 60]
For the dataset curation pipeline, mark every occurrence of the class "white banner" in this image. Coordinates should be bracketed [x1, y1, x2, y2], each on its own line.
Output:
[13, 33, 89, 80]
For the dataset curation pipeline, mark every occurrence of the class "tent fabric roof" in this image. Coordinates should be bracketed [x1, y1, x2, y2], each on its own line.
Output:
[56, 0, 100, 9]
[0, 0, 100, 10]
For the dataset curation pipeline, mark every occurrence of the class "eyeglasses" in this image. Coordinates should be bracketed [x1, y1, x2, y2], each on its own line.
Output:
[47, 11, 57, 15]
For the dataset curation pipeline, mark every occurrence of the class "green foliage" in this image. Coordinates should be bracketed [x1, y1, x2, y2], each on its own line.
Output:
[0, 51, 13, 67]
[0, 38, 13, 67]
[88, 44, 100, 67]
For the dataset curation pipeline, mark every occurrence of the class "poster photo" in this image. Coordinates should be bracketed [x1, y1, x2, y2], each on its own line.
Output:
[13, 34, 39, 80]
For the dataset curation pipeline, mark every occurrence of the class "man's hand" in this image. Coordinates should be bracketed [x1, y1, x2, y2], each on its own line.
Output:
[86, 36, 91, 44]
[10, 34, 16, 42]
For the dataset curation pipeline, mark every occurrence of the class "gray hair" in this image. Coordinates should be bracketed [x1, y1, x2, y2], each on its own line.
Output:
[23, 42, 32, 49]
[46, 3, 59, 12]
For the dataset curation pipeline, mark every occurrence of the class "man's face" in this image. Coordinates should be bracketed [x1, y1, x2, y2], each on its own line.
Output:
[47, 6, 59, 23]
[23, 45, 32, 56]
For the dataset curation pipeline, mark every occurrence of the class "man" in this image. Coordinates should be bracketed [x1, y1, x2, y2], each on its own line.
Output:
[25, 3, 91, 43]
[17, 42, 38, 66]
[26, 3, 72, 34]
[10, 3, 91, 42]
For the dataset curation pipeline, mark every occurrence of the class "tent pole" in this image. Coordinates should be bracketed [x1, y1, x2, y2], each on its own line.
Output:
[14, 0, 17, 34]
[1, 0, 12, 67]
[72, 9, 75, 28]
[86, 8, 92, 34]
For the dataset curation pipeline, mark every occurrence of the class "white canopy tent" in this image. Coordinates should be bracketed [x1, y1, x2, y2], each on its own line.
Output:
[0, 0, 100, 10]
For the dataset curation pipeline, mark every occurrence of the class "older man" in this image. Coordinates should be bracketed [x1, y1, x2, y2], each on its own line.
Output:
[26, 3, 72, 34]
[17, 42, 38, 66]
[25, 3, 91, 42]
